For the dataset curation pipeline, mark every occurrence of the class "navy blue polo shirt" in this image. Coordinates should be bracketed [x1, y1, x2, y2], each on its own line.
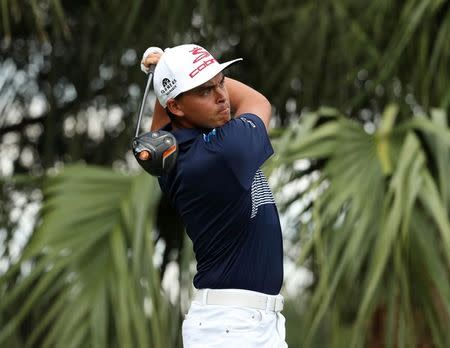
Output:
[159, 113, 283, 295]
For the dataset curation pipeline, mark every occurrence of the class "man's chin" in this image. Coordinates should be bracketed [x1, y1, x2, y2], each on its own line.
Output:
[206, 113, 231, 128]
[217, 116, 231, 127]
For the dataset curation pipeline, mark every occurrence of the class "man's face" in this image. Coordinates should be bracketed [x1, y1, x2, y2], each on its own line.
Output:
[168, 73, 231, 129]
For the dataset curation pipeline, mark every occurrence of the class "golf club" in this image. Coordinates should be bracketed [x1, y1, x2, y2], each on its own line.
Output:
[132, 65, 178, 176]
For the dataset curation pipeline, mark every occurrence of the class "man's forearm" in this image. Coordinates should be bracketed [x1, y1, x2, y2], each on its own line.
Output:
[151, 101, 171, 131]
[225, 77, 272, 129]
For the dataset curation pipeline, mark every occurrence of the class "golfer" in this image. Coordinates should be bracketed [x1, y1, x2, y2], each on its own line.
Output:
[141, 44, 287, 348]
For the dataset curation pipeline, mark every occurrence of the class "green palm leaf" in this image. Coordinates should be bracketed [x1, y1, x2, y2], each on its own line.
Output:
[272, 106, 450, 347]
[0, 165, 180, 347]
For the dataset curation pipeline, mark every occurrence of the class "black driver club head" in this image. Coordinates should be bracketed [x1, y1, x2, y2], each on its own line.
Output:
[132, 130, 178, 177]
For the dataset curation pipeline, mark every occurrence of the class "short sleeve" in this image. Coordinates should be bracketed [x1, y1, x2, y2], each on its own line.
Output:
[214, 113, 273, 190]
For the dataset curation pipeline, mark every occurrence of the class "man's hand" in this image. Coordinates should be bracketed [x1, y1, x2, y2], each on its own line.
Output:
[139, 46, 170, 130]
[140, 46, 163, 74]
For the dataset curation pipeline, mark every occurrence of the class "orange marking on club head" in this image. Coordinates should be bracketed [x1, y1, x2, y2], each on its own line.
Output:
[163, 144, 176, 159]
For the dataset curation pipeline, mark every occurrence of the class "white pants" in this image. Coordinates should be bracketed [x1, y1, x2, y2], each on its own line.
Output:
[182, 289, 288, 348]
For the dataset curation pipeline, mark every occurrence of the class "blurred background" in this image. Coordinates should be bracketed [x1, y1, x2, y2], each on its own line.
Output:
[1, 1, 450, 347]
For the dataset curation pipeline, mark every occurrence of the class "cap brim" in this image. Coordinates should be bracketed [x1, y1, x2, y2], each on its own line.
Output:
[218, 58, 243, 71]
[178, 58, 243, 95]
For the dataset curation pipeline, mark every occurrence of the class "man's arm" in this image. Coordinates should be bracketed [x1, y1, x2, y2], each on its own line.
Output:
[225, 77, 272, 130]
[141, 51, 171, 131]
[151, 101, 170, 131]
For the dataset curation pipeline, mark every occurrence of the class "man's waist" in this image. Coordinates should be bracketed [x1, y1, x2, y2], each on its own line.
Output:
[194, 288, 284, 312]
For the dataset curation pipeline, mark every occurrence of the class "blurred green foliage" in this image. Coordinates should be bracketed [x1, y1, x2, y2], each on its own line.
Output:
[1, 1, 449, 347]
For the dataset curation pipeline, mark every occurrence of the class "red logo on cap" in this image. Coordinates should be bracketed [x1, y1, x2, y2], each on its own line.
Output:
[189, 47, 217, 78]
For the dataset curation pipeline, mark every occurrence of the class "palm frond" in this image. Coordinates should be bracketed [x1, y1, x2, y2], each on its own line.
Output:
[272, 106, 450, 347]
[0, 165, 180, 347]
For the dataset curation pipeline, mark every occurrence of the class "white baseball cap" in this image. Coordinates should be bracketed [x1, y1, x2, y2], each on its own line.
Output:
[153, 44, 242, 108]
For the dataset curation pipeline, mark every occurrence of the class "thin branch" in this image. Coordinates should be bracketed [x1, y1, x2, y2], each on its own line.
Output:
[0, 115, 46, 136]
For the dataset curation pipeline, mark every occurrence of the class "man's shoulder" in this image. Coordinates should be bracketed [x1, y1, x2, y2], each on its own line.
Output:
[212, 113, 267, 147]
[228, 113, 266, 129]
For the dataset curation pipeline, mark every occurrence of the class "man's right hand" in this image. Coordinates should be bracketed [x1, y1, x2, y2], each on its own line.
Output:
[140, 46, 163, 74]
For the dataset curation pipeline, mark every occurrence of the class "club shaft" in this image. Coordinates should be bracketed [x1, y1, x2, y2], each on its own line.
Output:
[135, 66, 155, 138]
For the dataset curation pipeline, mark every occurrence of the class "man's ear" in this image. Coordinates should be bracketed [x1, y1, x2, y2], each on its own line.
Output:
[166, 99, 185, 117]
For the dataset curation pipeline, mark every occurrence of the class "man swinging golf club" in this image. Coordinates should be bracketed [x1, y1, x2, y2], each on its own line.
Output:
[140, 44, 287, 348]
